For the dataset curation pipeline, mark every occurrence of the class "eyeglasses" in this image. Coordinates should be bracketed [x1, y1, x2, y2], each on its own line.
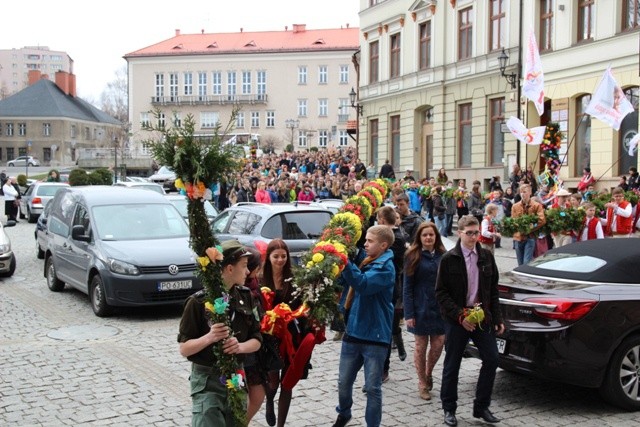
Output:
[462, 230, 480, 237]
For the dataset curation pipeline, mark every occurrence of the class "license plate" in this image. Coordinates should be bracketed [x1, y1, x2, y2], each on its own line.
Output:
[496, 338, 506, 354]
[158, 280, 192, 291]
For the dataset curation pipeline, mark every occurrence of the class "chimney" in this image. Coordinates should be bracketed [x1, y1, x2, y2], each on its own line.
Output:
[28, 70, 42, 85]
[55, 70, 71, 95]
[292, 24, 306, 33]
[175, 29, 180, 36]
[69, 73, 77, 97]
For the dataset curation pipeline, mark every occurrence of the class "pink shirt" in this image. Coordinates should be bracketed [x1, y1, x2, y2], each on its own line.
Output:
[461, 245, 480, 307]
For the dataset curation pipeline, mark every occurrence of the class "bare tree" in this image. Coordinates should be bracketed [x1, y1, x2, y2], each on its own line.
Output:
[100, 66, 128, 124]
[261, 135, 280, 154]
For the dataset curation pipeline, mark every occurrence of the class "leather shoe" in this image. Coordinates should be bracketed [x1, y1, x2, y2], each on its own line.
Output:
[444, 411, 457, 426]
[473, 408, 500, 423]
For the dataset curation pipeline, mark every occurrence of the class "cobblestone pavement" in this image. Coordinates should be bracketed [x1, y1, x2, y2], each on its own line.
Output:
[0, 219, 637, 426]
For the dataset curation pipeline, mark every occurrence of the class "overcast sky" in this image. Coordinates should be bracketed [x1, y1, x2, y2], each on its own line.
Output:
[2, 0, 360, 103]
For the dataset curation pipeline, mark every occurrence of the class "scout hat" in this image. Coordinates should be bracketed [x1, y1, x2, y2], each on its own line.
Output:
[220, 240, 250, 266]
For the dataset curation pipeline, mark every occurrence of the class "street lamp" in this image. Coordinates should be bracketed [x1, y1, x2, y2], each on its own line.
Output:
[497, 48, 518, 89]
[113, 137, 119, 183]
[285, 119, 299, 147]
[349, 87, 363, 116]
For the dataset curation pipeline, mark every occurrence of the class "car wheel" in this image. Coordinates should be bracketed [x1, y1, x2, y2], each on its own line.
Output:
[600, 335, 640, 410]
[28, 208, 37, 223]
[7, 162, 13, 167]
[90, 275, 113, 317]
[0, 255, 16, 277]
[45, 257, 65, 291]
[36, 240, 45, 259]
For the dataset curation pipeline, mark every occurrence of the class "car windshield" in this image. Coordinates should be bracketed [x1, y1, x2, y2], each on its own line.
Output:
[92, 203, 188, 240]
[527, 253, 607, 273]
[157, 166, 174, 175]
[36, 185, 68, 196]
[170, 198, 218, 218]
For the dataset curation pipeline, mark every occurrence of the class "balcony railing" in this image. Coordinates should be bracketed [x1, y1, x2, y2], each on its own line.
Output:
[150, 93, 268, 106]
[337, 114, 350, 123]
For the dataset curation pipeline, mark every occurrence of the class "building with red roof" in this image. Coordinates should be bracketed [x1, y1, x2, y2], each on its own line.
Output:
[125, 24, 359, 153]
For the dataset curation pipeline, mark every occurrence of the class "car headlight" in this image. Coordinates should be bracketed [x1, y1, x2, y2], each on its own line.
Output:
[108, 259, 140, 275]
[0, 243, 10, 254]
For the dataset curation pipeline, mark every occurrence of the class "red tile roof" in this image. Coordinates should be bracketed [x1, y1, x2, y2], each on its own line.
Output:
[125, 26, 360, 58]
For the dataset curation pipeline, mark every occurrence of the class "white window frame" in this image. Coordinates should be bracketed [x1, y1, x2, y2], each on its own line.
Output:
[227, 71, 237, 98]
[169, 73, 178, 100]
[298, 66, 307, 84]
[339, 65, 349, 83]
[297, 131, 307, 147]
[318, 65, 328, 84]
[242, 71, 251, 95]
[198, 72, 207, 98]
[251, 111, 260, 128]
[297, 99, 308, 117]
[257, 70, 266, 100]
[43, 123, 51, 136]
[318, 129, 328, 147]
[201, 112, 220, 128]
[212, 71, 222, 95]
[140, 112, 150, 128]
[236, 112, 245, 128]
[183, 72, 193, 95]
[318, 99, 328, 117]
[155, 73, 164, 100]
[339, 130, 348, 147]
[266, 111, 275, 128]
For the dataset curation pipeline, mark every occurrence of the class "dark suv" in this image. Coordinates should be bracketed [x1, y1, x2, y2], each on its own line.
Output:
[210, 203, 333, 264]
[43, 186, 200, 316]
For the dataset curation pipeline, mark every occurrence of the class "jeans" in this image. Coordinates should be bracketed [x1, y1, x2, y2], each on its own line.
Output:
[440, 321, 499, 413]
[336, 340, 388, 427]
[514, 237, 536, 266]
[435, 216, 447, 237]
[445, 213, 454, 235]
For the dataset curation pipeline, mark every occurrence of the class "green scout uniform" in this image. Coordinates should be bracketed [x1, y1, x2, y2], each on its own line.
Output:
[178, 286, 262, 426]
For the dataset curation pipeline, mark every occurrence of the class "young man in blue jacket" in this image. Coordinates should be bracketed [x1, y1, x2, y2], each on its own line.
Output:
[332, 225, 396, 427]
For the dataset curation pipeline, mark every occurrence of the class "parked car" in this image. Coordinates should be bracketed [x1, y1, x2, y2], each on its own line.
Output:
[43, 186, 200, 317]
[307, 198, 344, 215]
[148, 166, 177, 192]
[113, 181, 166, 194]
[7, 156, 40, 167]
[0, 219, 17, 277]
[20, 182, 70, 223]
[466, 239, 640, 411]
[165, 194, 218, 224]
[210, 202, 333, 265]
[35, 200, 53, 259]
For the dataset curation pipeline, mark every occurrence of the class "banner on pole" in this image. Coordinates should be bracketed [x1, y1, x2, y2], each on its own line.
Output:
[585, 67, 634, 131]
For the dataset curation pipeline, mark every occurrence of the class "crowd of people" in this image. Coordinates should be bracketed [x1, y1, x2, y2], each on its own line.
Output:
[178, 148, 640, 426]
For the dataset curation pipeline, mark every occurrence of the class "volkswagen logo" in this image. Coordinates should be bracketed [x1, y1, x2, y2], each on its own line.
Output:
[168, 265, 180, 275]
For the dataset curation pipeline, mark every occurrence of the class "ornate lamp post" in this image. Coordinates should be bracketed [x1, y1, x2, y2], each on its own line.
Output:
[497, 48, 523, 166]
[285, 119, 299, 149]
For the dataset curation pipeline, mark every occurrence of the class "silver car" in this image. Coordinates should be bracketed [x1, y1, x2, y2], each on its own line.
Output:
[20, 182, 70, 223]
[113, 181, 166, 194]
[0, 219, 17, 277]
[7, 156, 40, 167]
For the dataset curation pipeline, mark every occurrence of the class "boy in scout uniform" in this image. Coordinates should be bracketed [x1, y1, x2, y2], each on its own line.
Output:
[178, 240, 262, 426]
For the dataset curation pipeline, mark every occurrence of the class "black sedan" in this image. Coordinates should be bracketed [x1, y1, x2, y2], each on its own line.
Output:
[476, 239, 640, 410]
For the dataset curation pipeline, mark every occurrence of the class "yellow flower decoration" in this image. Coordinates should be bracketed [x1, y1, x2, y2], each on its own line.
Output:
[331, 264, 340, 278]
[306, 261, 314, 268]
[312, 253, 324, 263]
[197, 256, 211, 270]
[204, 301, 214, 313]
[174, 178, 185, 190]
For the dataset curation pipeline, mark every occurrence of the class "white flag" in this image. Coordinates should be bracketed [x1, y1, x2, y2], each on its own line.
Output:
[586, 67, 634, 131]
[522, 29, 545, 116]
[506, 116, 546, 146]
[628, 133, 640, 156]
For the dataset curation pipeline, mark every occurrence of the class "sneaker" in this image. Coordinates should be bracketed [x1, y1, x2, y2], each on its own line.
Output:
[332, 414, 352, 427]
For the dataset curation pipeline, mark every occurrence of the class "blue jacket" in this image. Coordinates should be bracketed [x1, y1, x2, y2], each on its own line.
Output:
[407, 188, 421, 213]
[340, 249, 395, 345]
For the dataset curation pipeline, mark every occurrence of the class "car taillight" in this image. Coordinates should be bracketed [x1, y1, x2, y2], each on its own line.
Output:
[32, 197, 42, 204]
[253, 240, 268, 262]
[525, 297, 597, 321]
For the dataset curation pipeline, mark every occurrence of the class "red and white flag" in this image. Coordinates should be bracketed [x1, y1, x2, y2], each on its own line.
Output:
[506, 116, 546, 146]
[522, 29, 545, 116]
[586, 67, 634, 131]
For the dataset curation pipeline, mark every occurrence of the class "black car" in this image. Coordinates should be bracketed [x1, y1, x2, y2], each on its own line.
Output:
[470, 239, 640, 410]
[210, 202, 333, 265]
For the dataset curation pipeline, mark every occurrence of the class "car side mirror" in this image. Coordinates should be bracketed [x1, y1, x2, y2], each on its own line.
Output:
[71, 225, 91, 242]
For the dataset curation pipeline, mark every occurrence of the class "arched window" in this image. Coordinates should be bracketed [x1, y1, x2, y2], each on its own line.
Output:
[575, 94, 591, 173]
[619, 86, 639, 174]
